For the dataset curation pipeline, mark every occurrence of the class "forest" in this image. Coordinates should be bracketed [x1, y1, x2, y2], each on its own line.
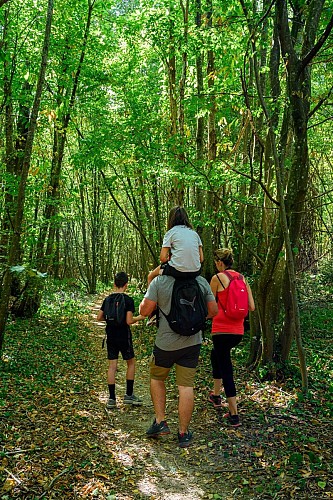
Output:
[0, 0, 332, 498]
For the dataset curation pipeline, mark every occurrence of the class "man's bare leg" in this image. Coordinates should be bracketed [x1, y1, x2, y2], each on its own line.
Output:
[178, 385, 194, 434]
[150, 378, 166, 423]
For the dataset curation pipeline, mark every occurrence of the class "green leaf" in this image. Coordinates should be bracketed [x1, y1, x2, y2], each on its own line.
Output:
[10, 265, 26, 273]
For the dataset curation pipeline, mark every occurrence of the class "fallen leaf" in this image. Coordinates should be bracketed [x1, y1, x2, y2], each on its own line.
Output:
[2, 478, 16, 492]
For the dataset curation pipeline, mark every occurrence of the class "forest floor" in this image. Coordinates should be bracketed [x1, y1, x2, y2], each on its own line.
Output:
[1, 289, 332, 499]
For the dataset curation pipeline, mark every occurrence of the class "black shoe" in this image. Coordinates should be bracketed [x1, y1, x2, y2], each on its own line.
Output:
[146, 419, 170, 438]
[223, 411, 241, 427]
[208, 392, 223, 408]
[178, 430, 193, 448]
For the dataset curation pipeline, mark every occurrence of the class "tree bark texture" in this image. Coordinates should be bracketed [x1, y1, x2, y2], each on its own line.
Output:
[0, 0, 54, 352]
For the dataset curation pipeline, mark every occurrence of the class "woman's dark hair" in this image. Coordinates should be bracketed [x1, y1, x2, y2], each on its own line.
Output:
[213, 248, 234, 268]
[114, 271, 128, 288]
[167, 206, 192, 230]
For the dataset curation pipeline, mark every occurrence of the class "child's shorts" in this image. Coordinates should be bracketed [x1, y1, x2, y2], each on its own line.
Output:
[107, 336, 134, 360]
[160, 262, 201, 280]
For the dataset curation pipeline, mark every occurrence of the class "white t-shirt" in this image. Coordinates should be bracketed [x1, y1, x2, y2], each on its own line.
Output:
[162, 225, 202, 272]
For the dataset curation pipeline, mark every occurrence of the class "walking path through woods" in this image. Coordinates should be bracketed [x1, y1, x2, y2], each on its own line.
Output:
[1, 292, 332, 499]
[74, 296, 332, 499]
[87, 297, 235, 500]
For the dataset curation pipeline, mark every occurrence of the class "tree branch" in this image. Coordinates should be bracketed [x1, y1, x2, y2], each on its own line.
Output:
[186, 158, 266, 268]
[308, 85, 333, 119]
[299, 12, 333, 74]
[100, 170, 158, 265]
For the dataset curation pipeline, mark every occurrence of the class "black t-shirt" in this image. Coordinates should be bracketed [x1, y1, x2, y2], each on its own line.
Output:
[101, 293, 135, 336]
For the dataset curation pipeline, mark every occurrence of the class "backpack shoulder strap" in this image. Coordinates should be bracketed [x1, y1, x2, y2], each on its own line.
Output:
[215, 273, 225, 289]
[105, 293, 114, 304]
[158, 278, 176, 319]
[222, 270, 234, 281]
[223, 270, 245, 281]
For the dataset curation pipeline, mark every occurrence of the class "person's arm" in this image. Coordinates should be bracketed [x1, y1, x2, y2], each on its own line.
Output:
[126, 311, 145, 325]
[97, 309, 105, 321]
[148, 265, 160, 285]
[209, 275, 219, 297]
[139, 297, 157, 317]
[207, 299, 218, 318]
[199, 245, 204, 263]
[159, 246, 170, 263]
[246, 281, 255, 311]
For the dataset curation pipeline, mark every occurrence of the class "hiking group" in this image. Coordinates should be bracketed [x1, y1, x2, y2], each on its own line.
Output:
[97, 206, 255, 448]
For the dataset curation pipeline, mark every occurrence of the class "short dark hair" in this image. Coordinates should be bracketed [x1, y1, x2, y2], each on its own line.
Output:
[167, 206, 192, 230]
[114, 271, 128, 288]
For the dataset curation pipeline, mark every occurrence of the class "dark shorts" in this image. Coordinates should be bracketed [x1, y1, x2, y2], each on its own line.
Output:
[161, 262, 201, 279]
[107, 335, 134, 361]
[149, 344, 201, 387]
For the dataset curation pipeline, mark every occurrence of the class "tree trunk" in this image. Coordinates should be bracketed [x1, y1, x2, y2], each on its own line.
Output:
[201, 0, 216, 281]
[36, 1, 94, 272]
[0, 0, 54, 352]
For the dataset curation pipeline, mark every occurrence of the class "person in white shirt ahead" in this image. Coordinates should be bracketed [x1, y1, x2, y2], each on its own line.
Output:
[147, 206, 204, 285]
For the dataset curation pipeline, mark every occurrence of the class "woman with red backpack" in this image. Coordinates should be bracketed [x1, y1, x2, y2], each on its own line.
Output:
[208, 248, 255, 427]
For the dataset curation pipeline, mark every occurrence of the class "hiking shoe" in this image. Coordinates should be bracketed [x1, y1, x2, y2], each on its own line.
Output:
[223, 411, 241, 427]
[208, 391, 223, 408]
[124, 394, 143, 406]
[178, 430, 193, 448]
[106, 398, 116, 409]
[146, 312, 157, 326]
[146, 419, 170, 438]
[146, 316, 156, 327]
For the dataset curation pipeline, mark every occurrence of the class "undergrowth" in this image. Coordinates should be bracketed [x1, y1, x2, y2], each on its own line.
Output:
[0, 276, 332, 499]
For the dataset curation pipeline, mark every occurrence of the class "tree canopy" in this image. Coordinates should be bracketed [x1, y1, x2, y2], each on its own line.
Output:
[0, 0, 333, 385]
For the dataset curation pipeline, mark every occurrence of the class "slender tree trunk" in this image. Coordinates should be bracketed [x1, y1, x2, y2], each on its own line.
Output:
[0, 0, 54, 352]
[194, 0, 205, 237]
[36, 1, 95, 272]
[201, 0, 216, 280]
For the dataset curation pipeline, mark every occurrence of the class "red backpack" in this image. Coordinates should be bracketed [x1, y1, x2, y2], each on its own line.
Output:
[216, 271, 249, 320]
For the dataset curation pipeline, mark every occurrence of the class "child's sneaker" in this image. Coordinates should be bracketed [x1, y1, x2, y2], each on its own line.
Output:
[208, 391, 222, 408]
[146, 314, 156, 327]
[178, 430, 193, 448]
[146, 419, 170, 438]
[123, 394, 143, 406]
[146, 308, 158, 327]
[223, 411, 241, 427]
[106, 398, 116, 409]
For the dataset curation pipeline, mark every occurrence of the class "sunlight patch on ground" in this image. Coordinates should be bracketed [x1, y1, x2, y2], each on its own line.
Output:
[137, 472, 205, 499]
[111, 448, 134, 467]
[247, 383, 297, 410]
[98, 390, 108, 405]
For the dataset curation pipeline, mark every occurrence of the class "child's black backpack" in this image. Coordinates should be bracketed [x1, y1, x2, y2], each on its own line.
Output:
[103, 293, 126, 326]
[160, 278, 207, 336]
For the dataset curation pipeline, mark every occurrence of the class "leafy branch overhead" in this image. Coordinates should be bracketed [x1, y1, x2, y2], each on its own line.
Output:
[0, 0, 332, 385]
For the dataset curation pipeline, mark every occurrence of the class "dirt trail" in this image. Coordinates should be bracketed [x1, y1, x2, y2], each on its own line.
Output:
[89, 297, 233, 500]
